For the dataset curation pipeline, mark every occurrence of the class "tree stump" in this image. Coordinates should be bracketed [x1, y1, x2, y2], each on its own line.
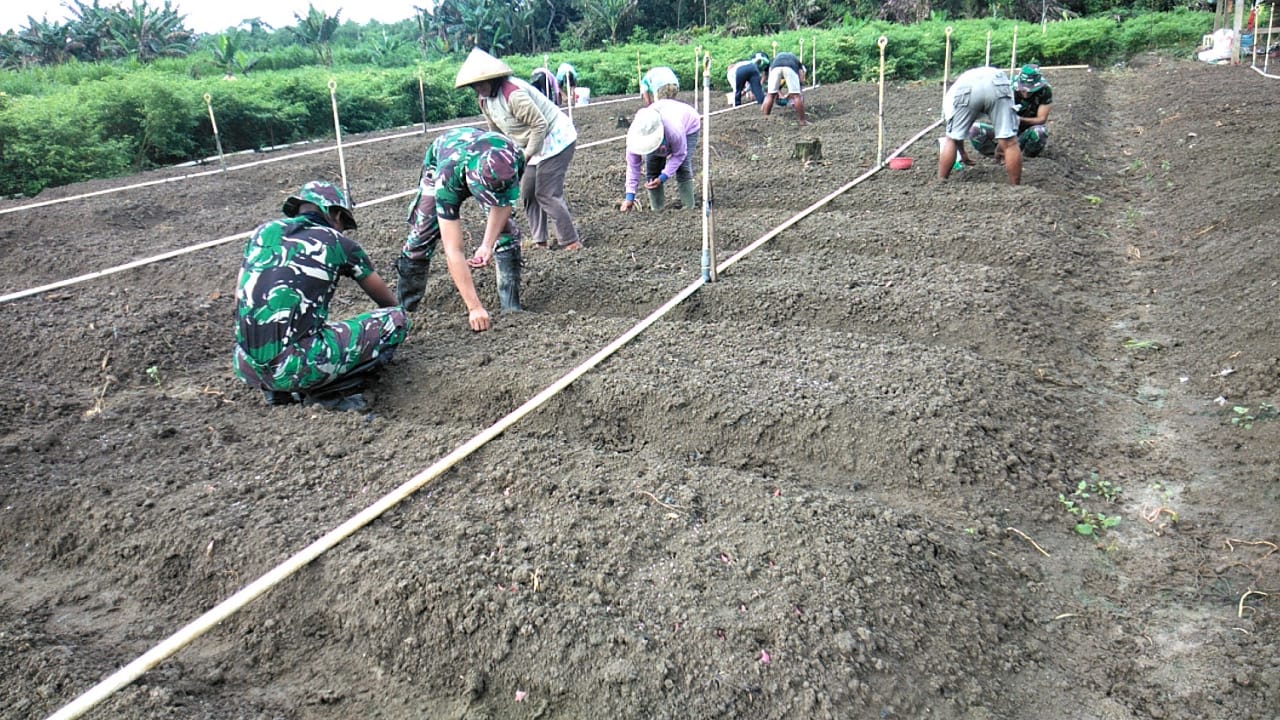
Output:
[792, 138, 822, 162]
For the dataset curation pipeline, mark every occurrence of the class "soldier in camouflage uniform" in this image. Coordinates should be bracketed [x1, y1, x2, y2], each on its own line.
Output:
[234, 181, 409, 411]
[968, 64, 1052, 159]
[396, 127, 525, 333]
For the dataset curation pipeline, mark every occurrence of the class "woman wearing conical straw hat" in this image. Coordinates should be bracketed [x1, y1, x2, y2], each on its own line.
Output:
[457, 47, 583, 252]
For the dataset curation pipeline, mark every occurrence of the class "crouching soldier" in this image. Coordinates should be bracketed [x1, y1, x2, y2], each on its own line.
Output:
[233, 181, 409, 412]
[968, 64, 1052, 159]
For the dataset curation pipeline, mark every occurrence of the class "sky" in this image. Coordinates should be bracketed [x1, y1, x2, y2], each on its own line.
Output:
[1, 0, 424, 36]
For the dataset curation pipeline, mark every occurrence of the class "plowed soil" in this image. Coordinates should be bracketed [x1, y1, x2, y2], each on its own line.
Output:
[2, 53, 1277, 720]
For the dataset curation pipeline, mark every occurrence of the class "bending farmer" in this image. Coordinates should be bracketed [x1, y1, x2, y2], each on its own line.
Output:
[620, 100, 701, 212]
[940, 66, 1022, 185]
[397, 127, 526, 332]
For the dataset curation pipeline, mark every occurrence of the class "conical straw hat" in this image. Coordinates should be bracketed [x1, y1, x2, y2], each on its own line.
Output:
[455, 47, 513, 88]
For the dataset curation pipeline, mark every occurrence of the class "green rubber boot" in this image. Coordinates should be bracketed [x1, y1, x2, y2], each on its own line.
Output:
[646, 185, 665, 211]
[677, 179, 696, 210]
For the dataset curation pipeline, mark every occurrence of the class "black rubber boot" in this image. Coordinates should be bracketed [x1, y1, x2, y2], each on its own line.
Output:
[646, 185, 665, 211]
[494, 244, 523, 312]
[395, 255, 430, 311]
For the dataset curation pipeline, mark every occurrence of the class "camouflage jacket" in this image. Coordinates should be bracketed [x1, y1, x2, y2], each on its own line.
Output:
[234, 213, 376, 366]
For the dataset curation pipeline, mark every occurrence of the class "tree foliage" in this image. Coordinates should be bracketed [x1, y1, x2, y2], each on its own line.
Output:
[288, 4, 342, 66]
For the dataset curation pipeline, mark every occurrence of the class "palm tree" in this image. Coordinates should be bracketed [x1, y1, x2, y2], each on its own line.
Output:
[577, 0, 637, 45]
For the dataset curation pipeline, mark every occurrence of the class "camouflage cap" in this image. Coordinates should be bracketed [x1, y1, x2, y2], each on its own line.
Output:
[751, 52, 771, 72]
[1014, 64, 1048, 93]
[283, 180, 357, 228]
[465, 146, 522, 207]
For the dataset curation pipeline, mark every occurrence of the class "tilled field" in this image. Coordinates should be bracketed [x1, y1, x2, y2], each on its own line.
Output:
[2, 54, 1278, 719]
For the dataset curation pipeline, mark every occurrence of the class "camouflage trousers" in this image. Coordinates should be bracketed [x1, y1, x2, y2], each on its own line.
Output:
[403, 192, 520, 262]
[968, 121, 1049, 158]
[234, 307, 410, 392]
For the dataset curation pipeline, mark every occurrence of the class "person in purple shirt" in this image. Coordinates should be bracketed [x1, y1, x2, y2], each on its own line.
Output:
[619, 99, 701, 212]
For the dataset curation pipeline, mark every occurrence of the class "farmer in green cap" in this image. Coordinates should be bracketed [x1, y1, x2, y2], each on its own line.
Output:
[968, 64, 1053, 159]
[233, 180, 410, 412]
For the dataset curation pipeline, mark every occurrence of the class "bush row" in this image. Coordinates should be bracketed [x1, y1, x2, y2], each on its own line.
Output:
[0, 12, 1210, 198]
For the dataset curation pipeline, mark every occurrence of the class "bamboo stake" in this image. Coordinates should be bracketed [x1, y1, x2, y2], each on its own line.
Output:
[985, 30, 992, 66]
[1267, 6, 1275, 74]
[877, 35, 888, 165]
[1010, 23, 1019, 73]
[417, 67, 428, 134]
[1252, 21, 1259, 67]
[701, 53, 716, 283]
[637, 50, 643, 102]
[942, 27, 954, 121]
[811, 33, 817, 87]
[694, 46, 701, 112]
[203, 93, 227, 173]
[327, 78, 351, 202]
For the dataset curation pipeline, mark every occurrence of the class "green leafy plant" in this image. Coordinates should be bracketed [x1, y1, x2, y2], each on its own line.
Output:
[1123, 338, 1161, 351]
[1229, 402, 1278, 430]
[1058, 471, 1123, 538]
[146, 365, 162, 386]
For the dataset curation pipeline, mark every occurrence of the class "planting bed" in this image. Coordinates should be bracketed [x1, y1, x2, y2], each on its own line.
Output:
[2, 54, 1278, 719]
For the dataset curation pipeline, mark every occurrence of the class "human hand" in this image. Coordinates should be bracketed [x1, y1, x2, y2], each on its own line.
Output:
[467, 246, 492, 268]
[643, 177, 662, 190]
[467, 307, 492, 332]
[619, 199, 636, 212]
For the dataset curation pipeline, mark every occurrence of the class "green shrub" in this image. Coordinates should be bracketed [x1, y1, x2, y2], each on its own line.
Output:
[0, 94, 133, 196]
[0, 11, 1221, 196]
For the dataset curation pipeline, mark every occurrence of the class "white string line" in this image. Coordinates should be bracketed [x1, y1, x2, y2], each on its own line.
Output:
[0, 94, 638, 218]
[45, 111, 937, 720]
[0, 104, 746, 306]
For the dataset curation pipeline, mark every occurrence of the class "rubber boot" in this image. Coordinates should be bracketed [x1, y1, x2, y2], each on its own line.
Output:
[395, 255, 430, 311]
[494, 244, 523, 312]
[646, 184, 665, 211]
[677, 179, 696, 211]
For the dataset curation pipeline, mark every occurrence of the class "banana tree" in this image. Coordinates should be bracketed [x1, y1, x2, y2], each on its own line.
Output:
[105, 0, 195, 63]
[288, 4, 342, 66]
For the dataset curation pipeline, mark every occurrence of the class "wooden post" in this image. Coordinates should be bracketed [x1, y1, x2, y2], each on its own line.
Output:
[985, 30, 992, 66]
